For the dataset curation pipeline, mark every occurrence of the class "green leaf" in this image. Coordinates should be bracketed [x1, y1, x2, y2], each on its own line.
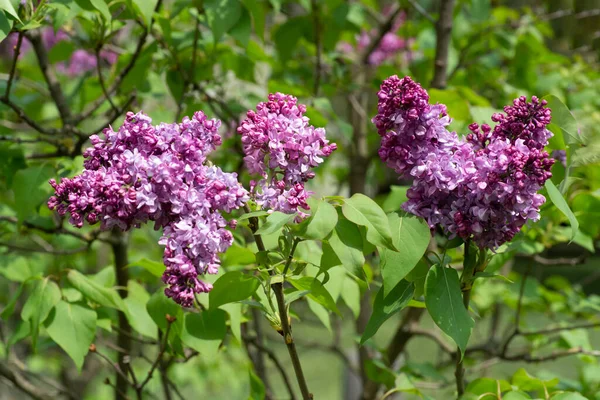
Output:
[146, 290, 183, 331]
[0, 143, 26, 187]
[124, 281, 156, 337]
[0, 10, 12, 42]
[380, 213, 430, 298]
[241, 0, 265, 40]
[182, 309, 227, 358]
[361, 280, 414, 344]
[1, 283, 23, 320]
[21, 278, 61, 350]
[307, 298, 331, 332]
[545, 180, 579, 240]
[466, 378, 512, 395]
[543, 95, 582, 145]
[128, 258, 165, 277]
[474, 272, 513, 283]
[503, 392, 532, 400]
[89, 0, 111, 23]
[0, 0, 21, 22]
[274, 17, 306, 61]
[255, 211, 295, 235]
[209, 271, 260, 309]
[67, 270, 125, 311]
[551, 393, 588, 400]
[205, 0, 243, 42]
[328, 218, 365, 276]
[45, 301, 97, 371]
[229, 6, 251, 48]
[301, 200, 338, 240]
[425, 265, 474, 358]
[289, 277, 340, 315]
[342, 194, 396, 250]
[12, 165, 54, 223]
[341, 276, 360, 318]
[130, 0, 158, 25]
[248, 369, 266, 400]
[512, 368, 559, 392]
[238, 210, 269, 220]
[382, 185, 409, 212]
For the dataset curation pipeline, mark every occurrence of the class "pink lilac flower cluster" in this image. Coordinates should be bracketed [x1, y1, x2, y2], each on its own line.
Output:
[338, 10, 412, 66]
[374, 76, 554, 249]
[238, 93, 337, 219]
[0, 28, 116, 76]
[48, 112, 248, 307]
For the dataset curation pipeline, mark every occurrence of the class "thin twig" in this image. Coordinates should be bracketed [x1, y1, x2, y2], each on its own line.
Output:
[4, 31, 23, 98]
[500, 264, 532, 356]
[95, 45, 119, 115]
[247, 337, 297, 400]
[138, 317, 174, 391]
[73, 0, 163, 125]
[360, 3, 403, 65]
[408, 0, 435, 24]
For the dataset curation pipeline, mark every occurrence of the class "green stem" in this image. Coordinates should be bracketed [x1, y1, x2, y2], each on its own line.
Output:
[243, 206, 312, 400]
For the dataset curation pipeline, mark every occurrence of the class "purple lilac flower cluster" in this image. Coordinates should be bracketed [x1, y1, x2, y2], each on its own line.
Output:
[238, 93, 337, 219]
[338, 9, 413, 66]
[0, 29, 117, 77]
[374, 76, 554, 249]
[49, 112, 248, 307]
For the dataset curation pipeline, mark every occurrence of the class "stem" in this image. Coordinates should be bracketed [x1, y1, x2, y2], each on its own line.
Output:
[244, 206, 312, 400]
[455, 241, 477, 397]
[111, 229, 132, 400]
[4, 31, 23, 99]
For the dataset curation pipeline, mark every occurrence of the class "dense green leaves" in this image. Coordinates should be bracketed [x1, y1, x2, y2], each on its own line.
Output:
[45, 301, 96, 370]
[361, 280, 414, 344]
[342, 194, 396, 250]
[380, 213, 430, 298]
[209, 271, 260, 309]
[425, 265, 474, 358]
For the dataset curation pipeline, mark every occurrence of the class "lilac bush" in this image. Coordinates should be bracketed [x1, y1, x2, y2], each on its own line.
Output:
[238, 93, 337, 219]
[48, 111, 248, 307]
[374, 76, 554, 249]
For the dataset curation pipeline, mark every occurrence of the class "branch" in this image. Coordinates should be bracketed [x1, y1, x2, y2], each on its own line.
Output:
[520, 322, 600, 336]
[4, 31, 23, 99]
[408, 0, 435, 24]
[0, 215, 106, 244]
[95, 45, 119, 115]
[502, 347, 600, 362]
[247, 337, 297, 400]
[26, 30, 73, 126]
[73, 0, 163, 125]
[0, 360, 57, 400]
[407, 326, 454, 354]
[360, 3, 403, 65]
[430, 0, 457, 89]
[138, 317, 175, 391]
[531, 254, 587, 266]
[0, 97, 58, 135]
[500, 265, 531, 356]
[0, 241, 89, 255]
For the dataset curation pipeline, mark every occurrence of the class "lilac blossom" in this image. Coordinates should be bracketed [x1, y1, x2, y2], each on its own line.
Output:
[338, 10, 412, 66]
[374, 76, 554, 249]
[238, 93, 337, 219]
[0, 28, 117, 77]
[49, 111, 248, 307]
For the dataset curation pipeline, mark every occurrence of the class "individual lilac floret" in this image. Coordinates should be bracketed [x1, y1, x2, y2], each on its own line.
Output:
[238, 93, 336, 218]
[49, 111, 248, 307]
[375, 76, 555, 249]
